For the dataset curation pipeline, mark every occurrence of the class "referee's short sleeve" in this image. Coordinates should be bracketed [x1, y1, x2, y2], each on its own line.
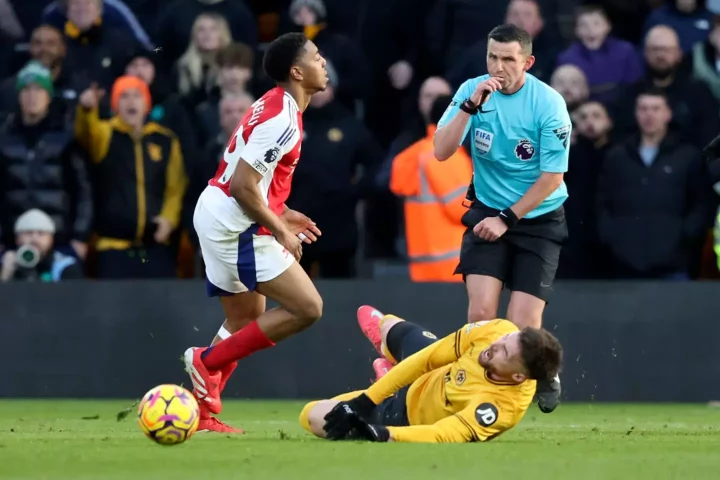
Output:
[538, 91, 572, 174]
[436, 79, 474, 145]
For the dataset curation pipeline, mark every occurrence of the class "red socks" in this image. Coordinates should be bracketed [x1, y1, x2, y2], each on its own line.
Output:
[201, 321, 275, 370]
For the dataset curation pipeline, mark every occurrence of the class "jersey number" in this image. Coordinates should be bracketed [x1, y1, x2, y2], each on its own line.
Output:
[475, 403, 498, 427]
[217, 129, 243, 184]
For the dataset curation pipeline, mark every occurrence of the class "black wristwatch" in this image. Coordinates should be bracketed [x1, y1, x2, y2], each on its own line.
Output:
[460, 98, 479, 115]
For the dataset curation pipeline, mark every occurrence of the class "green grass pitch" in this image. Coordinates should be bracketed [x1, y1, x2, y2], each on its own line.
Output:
[0, 400, 719, 479]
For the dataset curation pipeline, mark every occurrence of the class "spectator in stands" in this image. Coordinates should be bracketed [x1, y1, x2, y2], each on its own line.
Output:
[215, 43, 255, 96]
[700, 131, 720, 277]
[156, 0, 258, 68]
[390, 94, 471, 282]
[644, 0, 712, 53]
[691, 8, 720, 102]
[125, 48, 198, 172]
[367, 76, 452, 262]
[712, 156, 720, 273]
[62, 0, 141, 93]
[194, 42, 255, 148]
[597, 0, 656, 45]
[0, 62, 93, 259]
[185, 91, 254, 247]
[557, 5, 643, 105]
[0, 0, 28, 79]
[384, 77, 452, 172]
[42, 0, 154, 50]
[1, 209, 84, 282]
[715, 209, 720, 272]
[0, 0, 25, 79]
[558, 101, 613, 279]
[550, 64, 590, 117]
[176, 13, 232, 111]
[447, 0, 559, 88]
[597, 88, 713, 279]
[287, 0, 372, 113]
[613, 25, 720, 149]
[426, 0, 507, 73]
[288, 66, 383, 278]
[74, 77, 187, 278]
[1, 25, 80, 124]
[358, 0, 432, 148]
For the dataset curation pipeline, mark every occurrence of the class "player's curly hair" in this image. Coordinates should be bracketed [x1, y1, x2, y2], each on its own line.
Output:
[263, 32, 308, 84]
[519, 328, 563, 381]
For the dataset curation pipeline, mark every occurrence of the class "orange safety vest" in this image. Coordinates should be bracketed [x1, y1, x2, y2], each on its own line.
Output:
[390, 125, 473, 282]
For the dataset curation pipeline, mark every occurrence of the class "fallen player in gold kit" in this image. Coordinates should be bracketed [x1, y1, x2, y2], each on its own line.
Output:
[299, 306, 563, 443]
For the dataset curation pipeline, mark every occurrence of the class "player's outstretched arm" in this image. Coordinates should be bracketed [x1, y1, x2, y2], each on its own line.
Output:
[364, 321, 492, 404]
[325, 331, 463, 440]
[385, 400, 510, 443]
[364, 331, 459, 404]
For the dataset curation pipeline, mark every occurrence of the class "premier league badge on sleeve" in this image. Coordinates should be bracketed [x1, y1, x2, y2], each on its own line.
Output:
[263, 146, 281, 163]
[514, 139, 535, 161]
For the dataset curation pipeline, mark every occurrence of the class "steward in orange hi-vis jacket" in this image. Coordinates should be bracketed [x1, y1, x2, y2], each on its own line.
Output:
[390, 95, 472, 282]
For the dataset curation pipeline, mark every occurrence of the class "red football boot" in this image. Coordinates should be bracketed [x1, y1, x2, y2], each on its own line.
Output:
[183, 347, 222, 414]
[372, 358, 393, 381]
[357, 305, 385, 357]
[197, 405, 244, 434]
[219, 361, 238, 393]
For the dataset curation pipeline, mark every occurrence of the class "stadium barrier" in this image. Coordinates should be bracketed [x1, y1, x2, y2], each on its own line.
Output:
[1, 280, 718, 402]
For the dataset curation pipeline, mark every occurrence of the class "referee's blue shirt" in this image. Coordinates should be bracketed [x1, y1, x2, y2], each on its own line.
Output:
[437, 73, 571, 218]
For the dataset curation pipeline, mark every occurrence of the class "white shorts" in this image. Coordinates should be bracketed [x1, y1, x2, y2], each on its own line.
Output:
[194, 187, 294, 296]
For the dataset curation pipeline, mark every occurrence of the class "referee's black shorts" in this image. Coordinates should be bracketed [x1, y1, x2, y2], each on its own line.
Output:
[455, 200, 568, 302]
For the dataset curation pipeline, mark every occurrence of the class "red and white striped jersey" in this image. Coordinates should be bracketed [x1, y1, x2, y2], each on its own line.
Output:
[206, 87, 303, 235]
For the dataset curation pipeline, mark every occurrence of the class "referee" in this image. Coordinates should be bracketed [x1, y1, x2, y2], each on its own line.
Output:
[434, 24, 571, 413]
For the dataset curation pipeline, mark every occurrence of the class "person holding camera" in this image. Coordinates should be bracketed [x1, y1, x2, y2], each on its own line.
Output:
[0, 209, 83, 282]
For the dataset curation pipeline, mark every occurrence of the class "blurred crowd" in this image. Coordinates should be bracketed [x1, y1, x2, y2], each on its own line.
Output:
[1, 0, 720, 283]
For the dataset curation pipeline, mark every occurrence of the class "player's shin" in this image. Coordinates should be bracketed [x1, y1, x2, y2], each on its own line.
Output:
[201, 320, 275, 370]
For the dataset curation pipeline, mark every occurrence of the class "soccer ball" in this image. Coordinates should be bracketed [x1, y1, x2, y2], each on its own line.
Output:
[137, 384, 200, 445]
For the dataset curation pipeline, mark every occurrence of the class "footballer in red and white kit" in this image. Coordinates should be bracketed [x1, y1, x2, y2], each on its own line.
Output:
[185, 33, 328, 434]
[195, 87, 303, 294]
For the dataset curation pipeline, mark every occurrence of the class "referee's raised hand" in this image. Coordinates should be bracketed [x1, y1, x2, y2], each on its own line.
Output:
[470, 77, 504, 106]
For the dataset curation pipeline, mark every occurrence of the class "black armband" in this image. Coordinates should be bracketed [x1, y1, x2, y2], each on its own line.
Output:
[459, 99, 479, 115]
[498, 208, 519, 228]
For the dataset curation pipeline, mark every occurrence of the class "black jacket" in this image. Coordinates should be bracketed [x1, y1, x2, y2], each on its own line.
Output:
[74, 107, 187, 246]
[557, 136, 609, 279]
[0, 114, 93, 248]
[63, 24, 140, 92]
[288, 101, 383, 253]
[597, 134, 714, 275]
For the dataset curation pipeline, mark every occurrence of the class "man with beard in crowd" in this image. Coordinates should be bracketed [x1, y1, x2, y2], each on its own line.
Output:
[612, 25, 720, 149]
[0, 25, 80, 123]
[557, 101, 613, 279]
